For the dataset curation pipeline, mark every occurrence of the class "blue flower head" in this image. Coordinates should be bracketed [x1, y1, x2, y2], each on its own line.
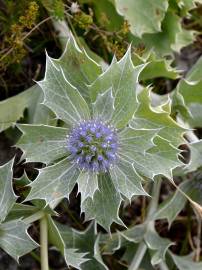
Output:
[68, 120, 118, 172]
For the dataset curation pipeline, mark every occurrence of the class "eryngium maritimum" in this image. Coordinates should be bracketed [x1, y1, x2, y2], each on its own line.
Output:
[67, 120, 118, 172]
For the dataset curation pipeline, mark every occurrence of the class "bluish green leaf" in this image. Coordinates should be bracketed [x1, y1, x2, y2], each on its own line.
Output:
[144, 227, 173, 265]
[53, 35, 102, 102]
[131, 89, 186, 147]
[170, 252, 202, 270]
[0, 159, 17, 223]
[38, 53, 90, 126]
[17, 124, 68, 164]
[50, 219, 107, 270]
[92, 88, 115, 122]
[90, 48, 146, 128]
[153, 178, 202, 226]
[0, 220, 37, 261]
[82, 174, 124, 231]
[25, 159, 80, 204]
[186, 140, 202, 172]
[114, 0, 168, 37]
[110, 156, 148, 200]
[77, 171, 98, 207]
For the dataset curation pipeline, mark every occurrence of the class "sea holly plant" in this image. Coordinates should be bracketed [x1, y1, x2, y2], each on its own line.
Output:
[17, 37, 185, 230]
[12, 36, 190, 268]
[0, 35, 200, 270]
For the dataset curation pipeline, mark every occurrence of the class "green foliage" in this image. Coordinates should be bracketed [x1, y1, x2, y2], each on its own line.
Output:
[0, 160, 37, 261]
[17, 38, 185, 232]
[1, 1, 202, 269]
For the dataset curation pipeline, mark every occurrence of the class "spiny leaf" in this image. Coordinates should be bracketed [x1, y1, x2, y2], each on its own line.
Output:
[153, 178, 202, 226]
[120, 136, 182, 179]
[5, 203, 38, 222]
[90, 48, 146, 128]
[48, 216, 89, 269]
[176, 55, 202, 127]
[0, 220, 37, 261]
[144, 227, 173, 265]
[0, 159, 17, 223]
[186, 140, 202, 172]
[17, 124, 68, 164]
[64, 249, 89, 270]
[134, 51, 179, 80]
[77, 171, 98, 207]
[92, 88, 115, 122]
[131, 89, 186, 147]
[25, 159, 81, 204]
[49, 219, 107, 270]
[110, 156, 148, 200]
[82, 174, 124, 231]
[136, 11, 193, 56]
[0, 84, 55, 132]
[38, 54, 90, 126]
[114, 0, 168, 37]
[170, 252, 202, 270]
[53, 35, 102, 102]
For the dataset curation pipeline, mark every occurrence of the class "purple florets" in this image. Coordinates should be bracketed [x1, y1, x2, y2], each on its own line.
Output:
[67, 120, 118, 172]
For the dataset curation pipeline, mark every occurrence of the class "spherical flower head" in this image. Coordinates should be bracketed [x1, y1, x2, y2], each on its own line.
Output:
[67, 120, 118, 172]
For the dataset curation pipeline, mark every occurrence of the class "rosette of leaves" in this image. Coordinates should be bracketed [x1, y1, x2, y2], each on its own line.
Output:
[17, 37, 185, 231]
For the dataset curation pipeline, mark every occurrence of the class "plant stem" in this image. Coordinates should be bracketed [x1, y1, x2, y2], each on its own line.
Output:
[129, 178, 162, 270]
[128, 241, 147, 270]
[40, 215, 49, 270]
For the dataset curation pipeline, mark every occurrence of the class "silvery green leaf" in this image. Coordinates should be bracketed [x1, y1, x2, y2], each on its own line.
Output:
[5, 203, 38, 222]
[120, 223, 146, 243]
[0, 84, 55, 132]
[121, 136, 182, 179]
[51, 220, 107, 270]
[170, 252, 202, 270]
[38, 54, 90, 126]
[48, 215, 88, 269]
[110, 156, 148, 200]
[119, 127, 157, 153]
[82, 174, 124, 231]
[64, 248, 89, 270]
[131, 89, 186, 147]
[0, 220, 37, 261]
[0, 85, 37, 132]
[177, 79, 202, 127]
[53, 35, 102, 102]
[0, 159, 17, 223]
[17, 124, 68, 164]
[114, 0, 168, 37]
[153, 178, 202, 226]
[135, 51, 179, 80]
[94, 236, 108, 270]
[176, 56, 202, 127]
[92, 88, 115, 122]
[25, 159, 80, 204]
[90, 48, 146, 128]
[77, 171, 98, 207]
[186, 140, 202, 172]
[143, 12, 193, 55]
[144, 227, 173, 265]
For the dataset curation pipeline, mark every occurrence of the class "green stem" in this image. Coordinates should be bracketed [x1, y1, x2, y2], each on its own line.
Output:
[129, 177, 162, 270]
[128, 241, 147, 270]
[40, 215, 49, 270]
